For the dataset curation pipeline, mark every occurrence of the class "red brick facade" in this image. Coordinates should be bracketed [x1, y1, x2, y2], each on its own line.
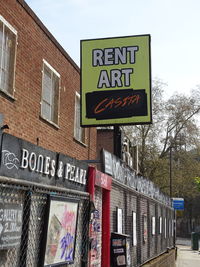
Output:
[0, 0, 96, 160]
[96, 129, 114, 159]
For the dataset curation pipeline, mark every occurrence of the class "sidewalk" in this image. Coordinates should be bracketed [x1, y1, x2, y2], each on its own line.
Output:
[176, 238, 200, 267]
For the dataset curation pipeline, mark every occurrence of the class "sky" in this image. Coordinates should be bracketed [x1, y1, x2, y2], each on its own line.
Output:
[25, 0, 200, 98]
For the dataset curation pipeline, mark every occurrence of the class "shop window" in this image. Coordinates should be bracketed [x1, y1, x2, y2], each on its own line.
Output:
[74, 92, 85, 143]
[41, 60, 60, 125]
[0, 15, 17, 96]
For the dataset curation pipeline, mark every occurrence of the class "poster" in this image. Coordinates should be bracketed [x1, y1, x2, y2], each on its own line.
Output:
[143, 214, 147, 243]
[0, 202, 23, 249]
[152, 216, 155, 235]
[89, 208, 101, 265]
[117, 208, 123, 234]
[132, 212, 137, 246]
[43, 196, 79, 266]
[159, 217, 162, 234]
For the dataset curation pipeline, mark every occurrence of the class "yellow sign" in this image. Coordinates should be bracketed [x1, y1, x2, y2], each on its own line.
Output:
[81, 35, 152, 126]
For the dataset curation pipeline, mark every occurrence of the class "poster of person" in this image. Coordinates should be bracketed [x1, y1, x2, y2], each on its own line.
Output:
[43, 197, 79, 266]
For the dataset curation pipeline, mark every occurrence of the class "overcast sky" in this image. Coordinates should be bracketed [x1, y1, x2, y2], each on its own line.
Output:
[25, 0, 200, 98]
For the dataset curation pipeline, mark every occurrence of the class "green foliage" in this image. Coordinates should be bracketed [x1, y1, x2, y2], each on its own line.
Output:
[194, 177, 200, 191]
[123, 79, 200, 199]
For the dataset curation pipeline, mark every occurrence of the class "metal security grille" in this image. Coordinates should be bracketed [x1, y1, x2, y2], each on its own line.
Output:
[0, 181, 90, 267]
[0, 184, 25, 267]
[110, 181, 175, 267]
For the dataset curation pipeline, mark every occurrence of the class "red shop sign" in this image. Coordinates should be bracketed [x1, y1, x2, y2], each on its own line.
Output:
[95, 169, 112, 190]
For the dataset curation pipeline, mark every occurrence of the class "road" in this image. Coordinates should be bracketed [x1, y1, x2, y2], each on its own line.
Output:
[176, 238, 200, 267]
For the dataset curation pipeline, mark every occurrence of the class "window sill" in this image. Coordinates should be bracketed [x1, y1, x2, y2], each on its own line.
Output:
[40, 115, 60, 129]
[0, 88, 16, 101]
[73, 137, 87, 147]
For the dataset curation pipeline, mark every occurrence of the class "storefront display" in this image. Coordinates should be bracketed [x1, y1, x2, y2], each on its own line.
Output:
[42, 196, 79, 266]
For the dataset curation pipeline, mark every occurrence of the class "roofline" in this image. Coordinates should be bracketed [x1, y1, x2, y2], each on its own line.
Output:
[17, 0, 80, 73]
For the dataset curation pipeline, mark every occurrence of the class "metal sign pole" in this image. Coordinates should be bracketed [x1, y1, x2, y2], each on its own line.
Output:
[113, 126, 122, 159]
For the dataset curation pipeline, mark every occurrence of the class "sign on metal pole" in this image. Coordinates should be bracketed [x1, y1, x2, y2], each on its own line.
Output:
[80, 34, 152, 127]
[172, 198, 184, 210]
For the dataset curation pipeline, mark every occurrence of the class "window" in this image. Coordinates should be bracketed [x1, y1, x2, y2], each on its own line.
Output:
[41, 60, 60, 125]
[74, 92, 85, 143]
[0, 15, 17, 95]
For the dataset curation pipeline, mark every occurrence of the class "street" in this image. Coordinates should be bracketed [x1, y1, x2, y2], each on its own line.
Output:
[176, 238, 200, 267]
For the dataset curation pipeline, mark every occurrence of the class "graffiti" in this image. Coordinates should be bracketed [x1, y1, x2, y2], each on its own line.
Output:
[91, 209, 100, 233]
[2, 150, 20, 170]
[90, 208, 101, 265]
[103, 150, 171, 207]
[59, 205, 77, 261]
[92, 220, 100, 232]
[61, 207, 76, 229]
[90, 238, 98, 250]
[60, 232, 74, 261]
[93, 209, 100, 219]
[93, 94, 141, 115]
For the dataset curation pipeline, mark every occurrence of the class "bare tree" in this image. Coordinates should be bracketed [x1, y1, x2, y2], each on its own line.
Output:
[123, 80, 200, 197]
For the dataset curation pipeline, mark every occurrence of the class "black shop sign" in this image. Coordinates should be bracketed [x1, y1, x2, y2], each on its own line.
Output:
[0, 133, 88, 192]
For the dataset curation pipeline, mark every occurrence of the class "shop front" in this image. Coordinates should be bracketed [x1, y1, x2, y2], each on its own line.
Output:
[101, 149, 174, 266]
[88, 166, 112, 267]
[0, 133, 90, 267]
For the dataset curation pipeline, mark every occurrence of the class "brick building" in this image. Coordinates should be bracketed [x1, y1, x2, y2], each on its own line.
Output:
[0, 1, 96, 266]
[0, 1, 176, 267]
[0, 0, 96, 160]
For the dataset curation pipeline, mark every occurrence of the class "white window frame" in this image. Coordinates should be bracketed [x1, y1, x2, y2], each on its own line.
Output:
[74, 92, 85, 144]
[41, 59, 60, 126]
[0, 15, 17, 97]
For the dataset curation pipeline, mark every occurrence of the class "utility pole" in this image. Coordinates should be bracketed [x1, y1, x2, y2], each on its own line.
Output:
[113, 126, 122, 159]
[169, 146, 172, 199]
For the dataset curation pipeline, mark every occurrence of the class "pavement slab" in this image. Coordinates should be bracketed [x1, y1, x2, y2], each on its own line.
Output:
[176, 245, 200, 267]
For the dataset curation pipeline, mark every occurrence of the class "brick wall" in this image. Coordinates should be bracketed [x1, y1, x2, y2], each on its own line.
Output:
[96, 129, 114, 159]
[0, 0, 96, 160]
